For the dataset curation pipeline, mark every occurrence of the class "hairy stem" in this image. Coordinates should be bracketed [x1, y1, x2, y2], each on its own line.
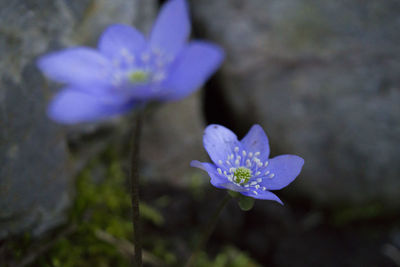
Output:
[130, 109, 144, 267]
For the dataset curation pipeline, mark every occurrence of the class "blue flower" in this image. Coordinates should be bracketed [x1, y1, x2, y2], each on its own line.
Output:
[191, 124, 304, 204]
[37, 0, 224, 124]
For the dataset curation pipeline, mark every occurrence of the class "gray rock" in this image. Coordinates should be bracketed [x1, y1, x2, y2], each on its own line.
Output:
[191, 0, 400, 208]
[141, 92, 208, 188]
[0, 0, 155, 238]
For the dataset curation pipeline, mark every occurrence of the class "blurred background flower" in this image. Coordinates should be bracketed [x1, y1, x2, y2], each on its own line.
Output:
[37, 0, 223, 124]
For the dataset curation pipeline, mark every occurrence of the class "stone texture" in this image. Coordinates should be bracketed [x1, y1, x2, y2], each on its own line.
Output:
[0, 0, 155, 238]
[141, 92, 208, 188]
[191, 0, 400, 208]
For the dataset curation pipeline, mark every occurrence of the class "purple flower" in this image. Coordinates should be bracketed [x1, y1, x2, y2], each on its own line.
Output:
[37, 0, 224, 124]
[191, 124, 304, 204]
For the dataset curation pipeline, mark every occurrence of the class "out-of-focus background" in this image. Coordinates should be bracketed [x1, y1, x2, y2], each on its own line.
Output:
[1, 0, 399, 266]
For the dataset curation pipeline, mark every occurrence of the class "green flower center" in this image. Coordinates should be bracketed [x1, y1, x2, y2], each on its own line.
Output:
[233, 167, 252, 184]
[128, 70, 149, 83]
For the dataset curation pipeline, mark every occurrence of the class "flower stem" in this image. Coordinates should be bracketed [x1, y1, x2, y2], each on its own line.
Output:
[130, 108, 144, 267]
[185, 193, 232, 267]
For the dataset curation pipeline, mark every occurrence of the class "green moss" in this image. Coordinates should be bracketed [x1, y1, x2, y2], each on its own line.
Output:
[331, 203, 384, 226]
[194, 246, 261, 267]
[152, 239, 177, 265]
[8, 146, 260, 266]
[140, 202, 165, 226]
[31, 147, 165, 266]
[189, 172, 207, 200]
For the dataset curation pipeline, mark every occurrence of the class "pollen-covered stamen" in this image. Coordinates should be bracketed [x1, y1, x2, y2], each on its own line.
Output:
[219, 148, 272, 190]
[233, 167, 252, 184]
[113, 47, 173, 87]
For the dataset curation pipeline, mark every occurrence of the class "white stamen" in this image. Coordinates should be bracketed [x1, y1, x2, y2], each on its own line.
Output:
[254, 152, 260, 156]
[152, 47, 161, 55]
[120, 48, 130, 56]
[141, 53, 150, 62]
[235, 159, 240, 165]
[264, 161, 269, 167]
[112, 59, 120, 67]
[256, 178, 262, 183]
[223, 171, 227, 176]
[217, 168, 222, 175]
[250, 181, 257, 186]
[255, 171, 261, 176]
[226, 160, 231, 165]
[269, 173, 275, 179]
[152, 72, 165, 82]
[234, 147, 239, 152]
[258, 162, 263, 168]
[244, 184, 249, 188]
[253, 191, 258, 195]
[248, 152, 253, 158]
[126, 54, 135, 64]
[242, 150, 247, 157]
[156, 59, 165, 67]
[218, 160, 223, 165]
[262, 187, 267, 191]
[255, 185, 260, 189]
[265, 171, 270, 176]
[246, 159, 251, 167]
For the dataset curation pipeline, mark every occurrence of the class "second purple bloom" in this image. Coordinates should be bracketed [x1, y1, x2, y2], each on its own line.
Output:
[38, 0, 224, 124]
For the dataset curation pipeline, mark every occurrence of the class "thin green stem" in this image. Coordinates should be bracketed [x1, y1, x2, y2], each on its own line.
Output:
[185, 194, 232, 267]
[130, 109, 144, 267]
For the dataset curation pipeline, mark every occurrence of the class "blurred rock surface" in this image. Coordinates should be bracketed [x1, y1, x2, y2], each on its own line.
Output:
[191, 0, 400, 208]
[0, 0, 156, 238]
[141, 92, 207, 188]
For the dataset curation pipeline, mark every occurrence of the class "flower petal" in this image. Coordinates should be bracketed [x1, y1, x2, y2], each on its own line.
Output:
[241, 190, 283, 205]
[47, 88, 134, 124]
[240, 124, 270, 161]
[37, 47, 110, 85]
[190, 160, 227, 188]
[98, 24, 146, 59]
[203, 124, 241, 166]
[160, 41, 224, 101]
[260, 155, 304, 190]
[150, 0, 190, 57]
[219, 182, 247, 192]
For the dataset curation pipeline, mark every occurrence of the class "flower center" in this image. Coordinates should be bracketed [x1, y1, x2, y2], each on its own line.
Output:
[233, 167, 252, 184]
[128, 70, 149, 84]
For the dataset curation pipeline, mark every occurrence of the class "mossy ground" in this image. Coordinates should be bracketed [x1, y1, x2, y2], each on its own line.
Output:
[3, 146, 260, 266]
[4, 146, 396, 266]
